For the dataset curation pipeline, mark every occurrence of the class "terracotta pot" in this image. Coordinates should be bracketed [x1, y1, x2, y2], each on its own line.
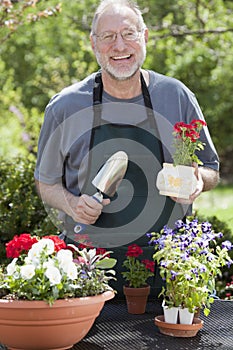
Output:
[155, 315, 203, 337]
[156, 162, 197, 199]
[123, 285, 150, 314]
[0, 291, 114, 350]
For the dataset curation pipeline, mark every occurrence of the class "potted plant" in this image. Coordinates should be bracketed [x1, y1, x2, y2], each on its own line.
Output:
[156, 119, 207, 199]
[148, 218, 233, 326]
[121, 243, 155, 314]
[0, 233, 116, 350]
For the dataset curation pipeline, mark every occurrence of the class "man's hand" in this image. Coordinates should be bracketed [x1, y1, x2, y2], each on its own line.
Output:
[171, 163, 204, 205]
[69, 194, 110, 224]
[35, 180, 110, 225]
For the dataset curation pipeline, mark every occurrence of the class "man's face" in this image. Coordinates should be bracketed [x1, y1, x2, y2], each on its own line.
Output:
[91, 6, 148, 81]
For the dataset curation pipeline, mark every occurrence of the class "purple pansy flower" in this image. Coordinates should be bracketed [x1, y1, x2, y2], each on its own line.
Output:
[222, 241, 233, 251]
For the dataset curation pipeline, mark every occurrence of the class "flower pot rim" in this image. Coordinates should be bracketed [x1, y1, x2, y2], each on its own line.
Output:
[123, 284, 150, 289]
[123, 285, 150, 289]
[0, 290, 114, 308]
[155, 315, 203, 329]
[155, 315, 203, 337]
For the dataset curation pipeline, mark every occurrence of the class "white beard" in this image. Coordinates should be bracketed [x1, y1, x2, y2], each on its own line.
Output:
[95, 44, 147, 81]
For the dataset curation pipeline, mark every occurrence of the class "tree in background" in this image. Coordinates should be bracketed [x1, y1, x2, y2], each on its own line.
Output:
[0, 0, 232, 180]
[0, 0, 61, 44]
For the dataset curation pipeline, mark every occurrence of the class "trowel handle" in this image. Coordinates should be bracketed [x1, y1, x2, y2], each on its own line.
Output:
[73, 192, 103, 234]
[92, 192, 103, 203]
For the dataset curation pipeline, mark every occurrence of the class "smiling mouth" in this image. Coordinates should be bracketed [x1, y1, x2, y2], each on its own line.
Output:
[111, 55, 132, 60]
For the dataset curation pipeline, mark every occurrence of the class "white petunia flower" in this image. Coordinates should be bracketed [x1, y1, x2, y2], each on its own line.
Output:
[28, 239, 55, 262]
[6, 258, 18, 276]
[36, 238, 55, 254]
[45, 266, 62, 286]
[57, 249, 73, 263]
[43, 258, 55, 269]
[57, 249, 74, 273]
[65, 262, 78, 280]
[20, 265, 35, 280]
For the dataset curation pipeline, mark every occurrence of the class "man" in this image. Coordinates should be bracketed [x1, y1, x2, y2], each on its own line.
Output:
[35, 0, 219, 296]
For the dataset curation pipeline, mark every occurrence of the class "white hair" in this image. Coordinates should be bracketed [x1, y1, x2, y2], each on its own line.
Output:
[91, 0, 146, 35]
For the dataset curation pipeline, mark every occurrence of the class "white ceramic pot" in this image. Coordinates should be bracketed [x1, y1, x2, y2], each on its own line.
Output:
[156, 163, 197, 199]
[179, 307, 194, 325]
[163, 305, 179, 324]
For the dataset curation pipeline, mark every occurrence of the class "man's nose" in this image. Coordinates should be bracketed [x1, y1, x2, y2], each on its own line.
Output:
[113, 33, 127, 50]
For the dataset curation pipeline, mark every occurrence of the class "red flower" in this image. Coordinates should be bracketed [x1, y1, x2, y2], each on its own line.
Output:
[126, 244, 143, 258]
[78, 242, 94, 250]
[174, 122, 188, 134]
[122, 245, 155, 287]
[6, 233, 39, 258]
[185, 129, 200, 142]
[96, 247, 107, 256]
[172, 118, 207, 165]
[142, 259, 155, 272]
[43, 235, 67, 251]
[190, 119, 207, 128]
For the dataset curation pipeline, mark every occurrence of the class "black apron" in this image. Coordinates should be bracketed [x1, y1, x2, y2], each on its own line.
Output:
[64, 71, 182, 298]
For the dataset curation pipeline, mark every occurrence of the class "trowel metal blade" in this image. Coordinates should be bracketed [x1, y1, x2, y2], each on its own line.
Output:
[91, 151, 128, 197]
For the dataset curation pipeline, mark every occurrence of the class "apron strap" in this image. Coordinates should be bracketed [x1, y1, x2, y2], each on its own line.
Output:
[140, 72, 157, 130]
[140, 72, 165, 163]
[93, 71, 103, 128]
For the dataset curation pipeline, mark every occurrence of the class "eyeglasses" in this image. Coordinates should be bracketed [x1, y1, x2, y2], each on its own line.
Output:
[93, 28, 143, 44]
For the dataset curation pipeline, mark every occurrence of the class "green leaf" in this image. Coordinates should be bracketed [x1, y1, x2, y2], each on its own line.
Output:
[95, 258, 117, 269]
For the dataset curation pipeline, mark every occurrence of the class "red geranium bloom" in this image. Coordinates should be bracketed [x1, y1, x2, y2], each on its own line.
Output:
[126, 244, 143, 258]
[6, 233, 39, 258]
[43, 235, 67, 251]
[122, 244, 155, 287]
[142, 259, 155, 272]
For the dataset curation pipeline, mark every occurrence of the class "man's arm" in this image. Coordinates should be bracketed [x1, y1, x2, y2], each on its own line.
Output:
[35, 180, 110, 225]
[172, 165, 219, 205]
[199, 166, 219, 192]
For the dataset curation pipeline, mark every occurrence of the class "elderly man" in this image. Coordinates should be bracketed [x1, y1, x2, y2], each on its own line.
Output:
[35, 0, 219, 296]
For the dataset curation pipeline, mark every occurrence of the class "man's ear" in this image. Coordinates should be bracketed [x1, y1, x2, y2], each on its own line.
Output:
[90, 34, 95, 51]
[144, 28, 149, 44]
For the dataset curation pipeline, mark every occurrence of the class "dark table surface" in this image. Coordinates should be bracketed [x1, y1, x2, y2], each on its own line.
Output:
[1, 299, 232, 350]
[73, 299, 233, 350]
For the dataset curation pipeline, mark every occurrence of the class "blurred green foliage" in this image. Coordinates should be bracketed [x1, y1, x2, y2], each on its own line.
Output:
[0, 0, 232, 180]
[0, 1, 232, 264]
[0, 156, 58, 264]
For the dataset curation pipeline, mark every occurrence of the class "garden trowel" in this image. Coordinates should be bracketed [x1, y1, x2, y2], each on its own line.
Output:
[73, 151, 128, 234]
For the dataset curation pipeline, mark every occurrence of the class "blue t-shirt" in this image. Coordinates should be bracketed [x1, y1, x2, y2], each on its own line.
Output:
[35, 70, 219, 192]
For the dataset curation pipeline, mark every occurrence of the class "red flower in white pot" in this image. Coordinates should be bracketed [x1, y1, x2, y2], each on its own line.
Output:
[172, 119, 207, 166]
[156, 118, 207, 199]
